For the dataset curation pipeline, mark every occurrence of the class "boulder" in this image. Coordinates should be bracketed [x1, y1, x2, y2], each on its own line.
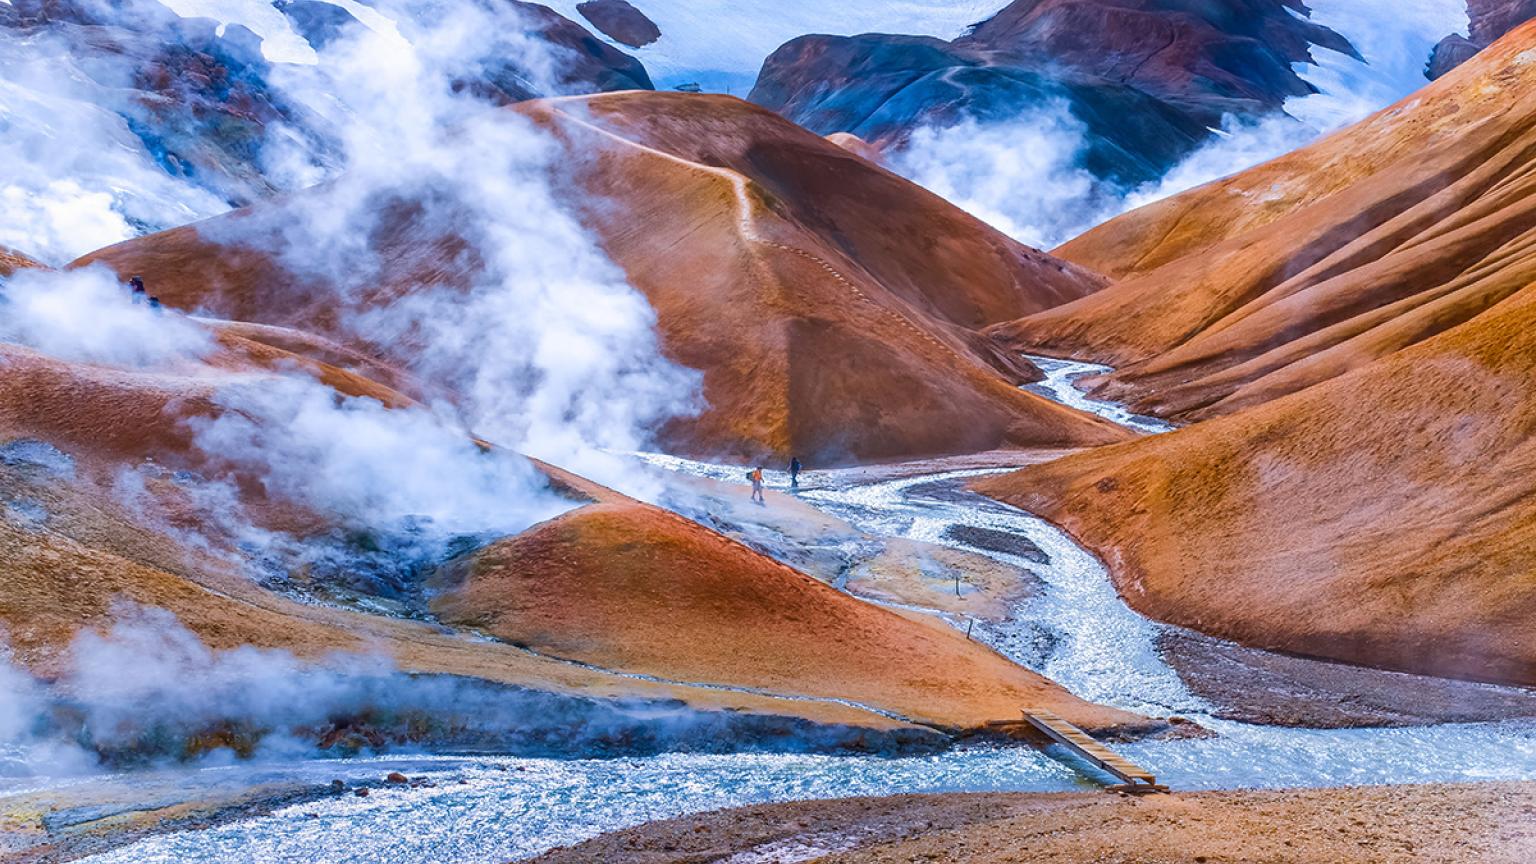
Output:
[576, 0, 661, 49]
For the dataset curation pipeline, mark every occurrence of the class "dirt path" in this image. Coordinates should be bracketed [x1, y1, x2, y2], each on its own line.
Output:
[530, 783, 1536, 863]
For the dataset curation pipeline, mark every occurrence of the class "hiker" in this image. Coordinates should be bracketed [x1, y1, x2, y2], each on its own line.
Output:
[789, 456, 802, 490]
[147, 296, 163, 313]
[128, 276, 147, 304]
[749, 466, 765, 505]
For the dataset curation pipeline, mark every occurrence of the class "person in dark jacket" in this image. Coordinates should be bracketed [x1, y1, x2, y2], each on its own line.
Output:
[789, 456, 802, 490]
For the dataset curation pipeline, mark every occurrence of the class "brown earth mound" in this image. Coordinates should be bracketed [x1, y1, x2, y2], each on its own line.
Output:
[430, 500, 1144, 733]
[975, 270, 1536, 686]
[0, 247, 47, 276]
[993, 22, 1536, 422]
[75, 91, 1127, 463]
[1, 297, 1128, 743]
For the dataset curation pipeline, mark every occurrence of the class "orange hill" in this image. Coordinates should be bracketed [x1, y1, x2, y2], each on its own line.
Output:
[975, 276, 1536, 686]
[1, 315, 1141, 737]
[990, 21, 1536, 423]
[74, 91, 1128, 463]
[431, 500, 1141, 732]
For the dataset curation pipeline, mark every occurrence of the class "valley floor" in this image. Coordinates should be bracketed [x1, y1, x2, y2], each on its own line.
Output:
[532, 782, 1536, 863]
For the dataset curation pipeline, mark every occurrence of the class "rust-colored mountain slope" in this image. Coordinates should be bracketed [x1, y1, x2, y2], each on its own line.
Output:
[0, 333, 1139, 735]
[75, 91, 1126, 463]
[0, 247, 46, 276]
[430, 500, 1142, 732]
[992, 23, 1536, 422]
[975, 273, 1536, 687]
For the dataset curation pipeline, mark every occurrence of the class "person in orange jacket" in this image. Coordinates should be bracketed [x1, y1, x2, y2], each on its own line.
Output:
[749, 466, 765, 505]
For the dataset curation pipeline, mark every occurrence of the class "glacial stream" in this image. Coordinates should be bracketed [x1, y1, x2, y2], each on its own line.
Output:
[31, 358, 1536, 864]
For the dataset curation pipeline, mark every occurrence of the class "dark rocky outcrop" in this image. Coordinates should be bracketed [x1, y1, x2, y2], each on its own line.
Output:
[511, 1, 653, 95]
[576, 0, 661, 49]
[1470, 0, 1536, 43]
[1428, 0, 1536, 79]
[274, 0, 362, 50]
[1428, 33, 1482, 79]
[749, 0, 1356, 186]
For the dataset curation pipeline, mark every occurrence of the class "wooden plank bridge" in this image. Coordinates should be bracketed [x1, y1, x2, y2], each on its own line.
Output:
[988, 709, 1168, 794]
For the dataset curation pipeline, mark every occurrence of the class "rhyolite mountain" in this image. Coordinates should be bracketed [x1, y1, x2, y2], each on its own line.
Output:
[78, 91, 1130, 464]
[749, 0, 1356, 185]
[991, 17, 1536, 424]
[977, 22, 1536, 688]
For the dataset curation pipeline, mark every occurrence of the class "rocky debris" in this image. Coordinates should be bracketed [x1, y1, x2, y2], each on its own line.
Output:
[0, 439, 76, 478]
[942, 524, 1048, 564]
[576, 0, 661, 49]
[1159, 630, 1536, 728]
[749, 0, 1355, 185]
[385, 772, 409, 784]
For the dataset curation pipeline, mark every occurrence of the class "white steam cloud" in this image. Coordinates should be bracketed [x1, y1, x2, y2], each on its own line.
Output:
[1, 1, 700, 580]
[2, 604, 875, 778]
[0, 33, 230, 265]
[888, 105, 1121, 250]
[893, 4, 1470, 249]
[247, 0, 700, 490]
[190, 376, 571, 539]
[1288, 0, 1469, 131]
[1120, 113, 1319, 211]
[0, 266, 213, 366]
[892, 107, 1318, 250]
